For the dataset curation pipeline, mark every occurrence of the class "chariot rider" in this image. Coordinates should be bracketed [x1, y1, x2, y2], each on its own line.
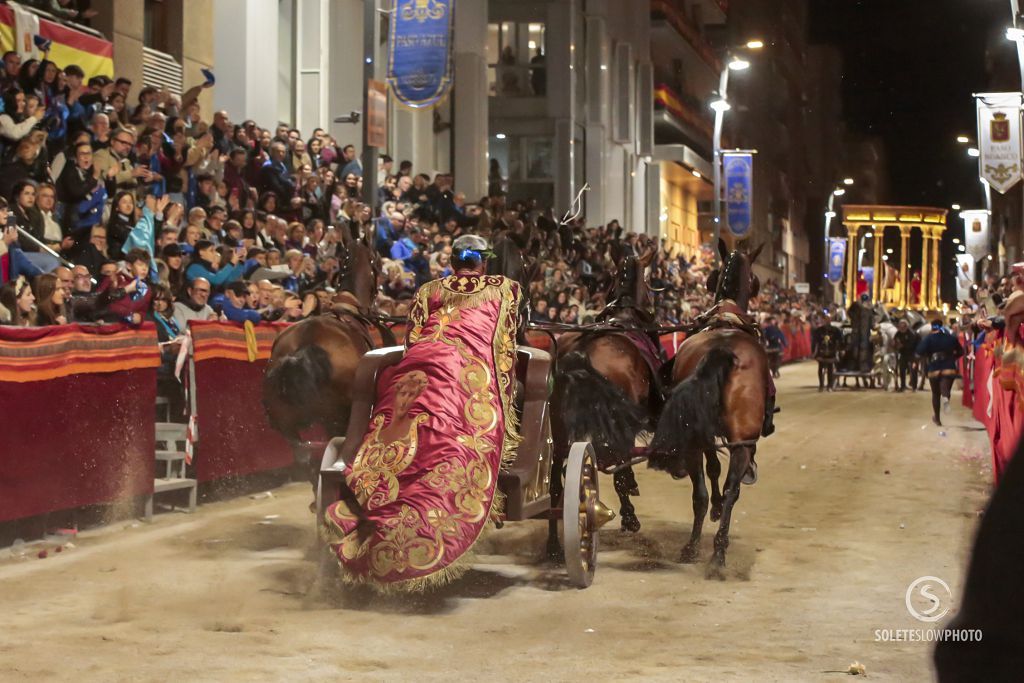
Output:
[322, 234, 526, 591]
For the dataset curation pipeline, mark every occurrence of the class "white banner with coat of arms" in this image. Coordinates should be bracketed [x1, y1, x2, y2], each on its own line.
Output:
[976, 92, 1023, 194]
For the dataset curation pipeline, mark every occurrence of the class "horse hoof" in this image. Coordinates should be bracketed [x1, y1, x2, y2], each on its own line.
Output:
[710, 504, 723, 522]
[705, 557, 727, 581]
[620, 512, 641, 533]
[679, 545, 700, 564]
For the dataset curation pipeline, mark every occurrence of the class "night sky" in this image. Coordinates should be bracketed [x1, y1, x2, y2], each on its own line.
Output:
[809, 0, 1008, 209]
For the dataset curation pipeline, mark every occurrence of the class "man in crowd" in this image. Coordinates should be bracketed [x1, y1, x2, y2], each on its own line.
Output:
[259, 141, 296, 202]
[172, 277, 216, 330]
[894, 318, 920, 393]
[916, 320, 964, 426]
[763, 316, 788, 379]
[812, 313, 842, 392]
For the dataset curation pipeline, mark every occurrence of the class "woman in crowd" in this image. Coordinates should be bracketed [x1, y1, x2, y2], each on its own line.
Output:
[106, 191, 139, 260]
[0, 89, 41, 145]
[161, 243, 187, 299]
[33, 272, 67, 325]
[10, 180, 45, 252]
[0, 275, 36, 326]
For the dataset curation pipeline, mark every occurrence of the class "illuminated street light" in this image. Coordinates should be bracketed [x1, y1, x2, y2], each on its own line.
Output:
[1007, 26, 1024, 41]
[833, 188, 846, 196]
[864, 232, 873, 238]
[692, 169, 702, 178]
[886, 248, 894, 254]
[746, 39, 765, 49]
[953, 238, 961, 244]
[951, 203, 961, 210]
[882, 255, 889, 261]
[495, 133, 507, 140]
[956, 135, 970, 144]
[825, 211, 837, 218]
[968, 147, 981, 157]
[728, 57, 751, 71]
[710, 98, 732, 113]
[843, 178, 855, 186]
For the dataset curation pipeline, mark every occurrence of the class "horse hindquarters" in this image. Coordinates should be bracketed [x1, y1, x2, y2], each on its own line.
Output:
[648, 347, 736, 476]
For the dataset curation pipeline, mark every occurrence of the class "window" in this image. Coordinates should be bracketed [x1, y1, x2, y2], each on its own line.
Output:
[143, 0, 171, 54]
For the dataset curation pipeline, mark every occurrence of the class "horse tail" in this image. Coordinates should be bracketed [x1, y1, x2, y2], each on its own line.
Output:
[648, 347, 736, 473]
[554, 350, 647, 466]
[264, 344, 333, 408]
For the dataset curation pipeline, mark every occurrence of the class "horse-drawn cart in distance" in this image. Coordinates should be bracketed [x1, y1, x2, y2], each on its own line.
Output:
[316, 345, 609, 589]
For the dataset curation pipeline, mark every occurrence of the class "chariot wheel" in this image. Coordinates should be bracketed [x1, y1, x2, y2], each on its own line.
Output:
[563, 441, 600, 588]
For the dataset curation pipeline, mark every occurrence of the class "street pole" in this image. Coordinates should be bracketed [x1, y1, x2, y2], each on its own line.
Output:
[361, 0, 380, 217]
[823, 192, 836, 302]
[711, 65, 730, 265]
[1011, 1, 1024, 273]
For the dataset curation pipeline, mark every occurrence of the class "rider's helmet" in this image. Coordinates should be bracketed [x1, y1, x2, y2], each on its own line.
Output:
[452, 234, 494, 269]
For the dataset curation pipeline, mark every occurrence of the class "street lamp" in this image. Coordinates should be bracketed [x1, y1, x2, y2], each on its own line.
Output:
[710, 43, 761, 264]
[1007, 26, 1024, 41]
[728, 57, 751, 71]
[956, 135, 970, 144]
[952, 203, 961, 210]
[823, 180, 853, 302]
[968, 147, 981, 157]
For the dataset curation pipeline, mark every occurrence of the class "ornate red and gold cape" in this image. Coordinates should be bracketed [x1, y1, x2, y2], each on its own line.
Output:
[323, 273, 522, 591]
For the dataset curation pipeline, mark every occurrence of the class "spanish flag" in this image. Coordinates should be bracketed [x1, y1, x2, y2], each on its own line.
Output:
[0, 2, 113, 79]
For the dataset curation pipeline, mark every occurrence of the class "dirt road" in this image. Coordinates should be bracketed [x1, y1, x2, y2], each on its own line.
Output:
[0, 362, 992, 681]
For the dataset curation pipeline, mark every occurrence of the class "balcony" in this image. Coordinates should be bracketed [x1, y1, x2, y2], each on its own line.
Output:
[650, 0, 722, 74]
[654, 83, 714, 156]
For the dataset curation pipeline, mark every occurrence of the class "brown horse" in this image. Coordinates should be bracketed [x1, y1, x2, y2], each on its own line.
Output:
[550, 246, 664, 539]
[263, 236, 388, 475]
[649, 241, 770, 571]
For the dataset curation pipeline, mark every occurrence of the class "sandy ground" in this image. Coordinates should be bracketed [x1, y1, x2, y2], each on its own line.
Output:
[0, 361, 993, 682]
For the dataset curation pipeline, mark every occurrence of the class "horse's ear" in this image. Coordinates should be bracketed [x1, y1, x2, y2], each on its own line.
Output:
[717, 239, 729, 264]
[750, 242, 765, 262]
[750, 274, 761, 298]
[707, 269, 720, 293]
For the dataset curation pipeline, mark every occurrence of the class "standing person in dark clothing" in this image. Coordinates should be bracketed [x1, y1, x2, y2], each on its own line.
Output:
[811, 314, 842, 391]
[763, 316, 787, 379]
[916, 320, 964, 426]
[894, 318, 920, 392]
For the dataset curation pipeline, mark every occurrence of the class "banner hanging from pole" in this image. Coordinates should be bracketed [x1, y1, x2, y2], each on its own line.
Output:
[961, 209, 991, 262]
[723, 152, 753, 238]
[955, 254, 976, 302]
[388, 0, 455, 108]
[827, 237, 847, 284]
[976, 92, 1023, 194]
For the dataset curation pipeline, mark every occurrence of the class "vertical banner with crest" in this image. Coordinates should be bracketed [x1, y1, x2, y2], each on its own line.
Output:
[388, 0, 455, 108]
[827, 237, 847, 284]
[976, 92, 1023, 194]
[961, 209, 991, 262]
[723, 152, 753, 238]
[955, 254, 976, 302]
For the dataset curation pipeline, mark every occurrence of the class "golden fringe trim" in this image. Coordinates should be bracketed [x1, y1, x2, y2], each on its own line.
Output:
[319, 489, 507, 595]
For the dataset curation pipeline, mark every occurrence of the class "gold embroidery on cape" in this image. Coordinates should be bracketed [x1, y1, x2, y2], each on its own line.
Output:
[321, 275, 523, 592]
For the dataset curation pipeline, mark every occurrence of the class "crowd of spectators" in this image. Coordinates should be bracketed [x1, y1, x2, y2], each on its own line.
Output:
[0, 47, 822, 384]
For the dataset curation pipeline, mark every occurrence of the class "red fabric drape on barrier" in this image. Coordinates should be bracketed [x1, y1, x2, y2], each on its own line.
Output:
[188, 321, 293, 482]
[0, 324, 157, 522]
[191, 356, 293, 482]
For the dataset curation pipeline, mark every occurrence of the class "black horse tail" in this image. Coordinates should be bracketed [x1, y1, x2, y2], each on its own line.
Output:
[264, 345, 333, 408]
[648, 347, 736, 473]
[554, 351, 647, 467]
